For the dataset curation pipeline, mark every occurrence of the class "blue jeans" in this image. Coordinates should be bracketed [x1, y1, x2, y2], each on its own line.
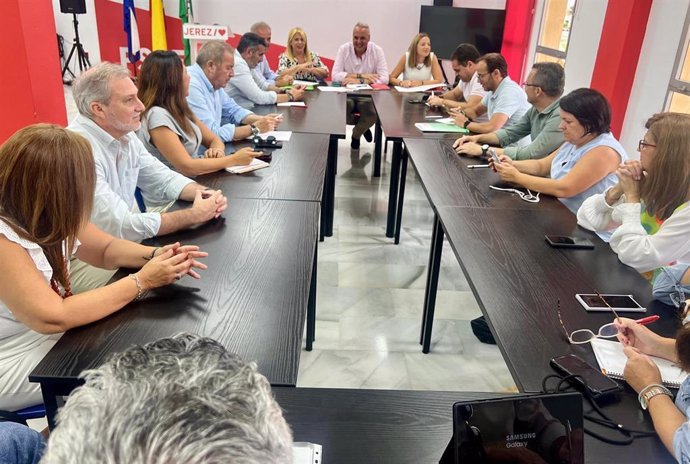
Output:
[0, 422, 45, 464]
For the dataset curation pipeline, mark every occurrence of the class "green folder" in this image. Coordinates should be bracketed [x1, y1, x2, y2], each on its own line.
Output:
[414, 123, 469, 133]
[279, 85, 315, 91]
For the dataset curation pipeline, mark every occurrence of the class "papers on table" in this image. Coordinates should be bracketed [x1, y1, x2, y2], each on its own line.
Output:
[414, 122, 469, 134]
[292, 79, 318, 87]
[345, 83, 372, 90]
[261, 131, 292, 141]
[394, 83, 446, 93]
[435, 117, 455, 125]
[293, 442, 322, 464]
[225, 157, 270, 174]
[277, 101, 307, 107]
[318, 86, 350, 93]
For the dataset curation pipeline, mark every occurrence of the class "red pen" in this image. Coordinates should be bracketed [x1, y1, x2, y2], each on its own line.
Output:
[636, 315, 660, 325]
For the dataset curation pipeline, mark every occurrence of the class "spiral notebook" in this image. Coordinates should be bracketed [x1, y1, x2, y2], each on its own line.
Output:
[590, 338, 688, 388]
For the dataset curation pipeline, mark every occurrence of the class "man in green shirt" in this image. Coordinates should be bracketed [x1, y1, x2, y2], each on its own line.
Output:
[453, 62, 565, 160]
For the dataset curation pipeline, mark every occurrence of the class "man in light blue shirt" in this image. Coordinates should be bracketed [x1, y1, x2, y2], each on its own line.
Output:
[453, 53, 530, 137]
[250, 21, 293, 87]
[225, 33, 305, 109]
[187, 41, 281, 142]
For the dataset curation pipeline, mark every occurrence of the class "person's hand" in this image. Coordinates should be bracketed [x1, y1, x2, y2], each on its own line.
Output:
[492, 156, 519, 180]
[623, 346, 662, 394]
[153, 242, 209, 279]
[255, 116, 277, 133]
[621, 160, 645, 181]
[453, 112, 469, 128]
[229, 147, 260, 166]
[289, 85, 305, 101]
[614, 317, 664, 356]
[341, 77, 359, 85]
[456, 142, 483, 157]
[361, 73, 379, 84]
[203, 147, 224, 158]
[616, 165, 641, 202]
[193, 189, 227, 222]
[136, 246, 208, 289]
[400, 80, 413, 88]
[427, 96, 444, 107]
[452, 135, 479, 151]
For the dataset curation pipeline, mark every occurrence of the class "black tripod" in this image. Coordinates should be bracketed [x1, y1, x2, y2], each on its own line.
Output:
[62, 13, 91, 83]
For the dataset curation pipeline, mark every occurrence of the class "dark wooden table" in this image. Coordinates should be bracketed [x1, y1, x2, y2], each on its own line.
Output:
[30, 199, 319, 428]
[434, 206, 677, 392]
[253, 90, 346, 238]
[274, 387, 674, 463]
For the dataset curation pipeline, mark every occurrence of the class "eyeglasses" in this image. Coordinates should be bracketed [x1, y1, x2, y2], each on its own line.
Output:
[522, 82, 540, 89]
[660, 266, 688, 309]
[476, 71, 490, 79]
[638, 139, 657, 151]
[556, 293, 622, 344]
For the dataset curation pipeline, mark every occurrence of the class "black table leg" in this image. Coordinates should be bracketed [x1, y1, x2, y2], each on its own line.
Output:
[421, 214, 444, 353]
[386, 140, 402, 238]
[41, 382, 60, 430]
[324, 136, 338, 237]
[373, 119, 382, 177]
[306, 242, 318, 351]
[394, 146, 408, 244]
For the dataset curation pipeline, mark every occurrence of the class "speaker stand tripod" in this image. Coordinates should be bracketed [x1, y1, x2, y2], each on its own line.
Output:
[61, 13, 91, 84]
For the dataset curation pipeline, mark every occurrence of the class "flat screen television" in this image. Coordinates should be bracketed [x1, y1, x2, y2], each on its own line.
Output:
[419, 6, 506, 59]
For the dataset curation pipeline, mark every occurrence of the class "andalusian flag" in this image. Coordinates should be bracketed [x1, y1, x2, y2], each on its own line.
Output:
[150, 0, 167, 51]
[179, 0, 194, 65]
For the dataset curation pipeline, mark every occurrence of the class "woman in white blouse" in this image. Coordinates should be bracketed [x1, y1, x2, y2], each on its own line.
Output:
[0, 125, 206, 410]
[277, 27, 329, 82]
[577, 112, 690, 276]
[389, 33, 443, 88]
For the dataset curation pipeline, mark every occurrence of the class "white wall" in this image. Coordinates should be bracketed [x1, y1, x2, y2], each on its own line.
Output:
[53, 0, 101, 69]
[619, 0, 690, 158]
[561, 0, 608, 93]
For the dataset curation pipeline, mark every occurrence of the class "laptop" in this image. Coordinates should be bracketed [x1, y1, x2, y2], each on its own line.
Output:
[441, 392, 584, 464]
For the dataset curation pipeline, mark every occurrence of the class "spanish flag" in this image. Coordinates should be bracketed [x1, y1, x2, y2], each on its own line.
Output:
[150, 0, 167, 51]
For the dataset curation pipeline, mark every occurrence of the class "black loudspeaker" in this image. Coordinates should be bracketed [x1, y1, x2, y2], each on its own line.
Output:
[59, 0, 87, 14]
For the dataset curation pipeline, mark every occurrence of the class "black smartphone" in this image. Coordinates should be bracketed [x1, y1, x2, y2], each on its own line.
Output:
[256, 150, 272, 163]
[551, 354, 622, 398]
[408, 95, 429, 104]
[545, 235, 595, 249]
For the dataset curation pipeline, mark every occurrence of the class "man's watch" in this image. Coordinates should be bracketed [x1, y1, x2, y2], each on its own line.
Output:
[359, 78, 364, 84]
[250, 124, 259, 136]
[481, 144, 489, 158]
[638, 384, 673, 410]
[287, 92, 294, 102]
[463, 118, 471, 129]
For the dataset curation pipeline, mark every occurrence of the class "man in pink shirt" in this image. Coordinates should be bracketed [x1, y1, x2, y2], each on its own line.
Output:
[332, 23, 389, 149]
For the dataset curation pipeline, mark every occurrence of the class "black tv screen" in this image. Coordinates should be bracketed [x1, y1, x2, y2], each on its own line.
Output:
[419, 6, 506, 59]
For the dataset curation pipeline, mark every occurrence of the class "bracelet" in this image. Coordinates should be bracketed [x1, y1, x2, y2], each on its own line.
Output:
[638, 383, 673, 410]
[149, 247, 158, 260]
[128, 273, 146, 301]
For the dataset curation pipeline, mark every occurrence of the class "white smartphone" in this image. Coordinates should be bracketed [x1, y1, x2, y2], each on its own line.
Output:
[575, 294, 646, 313]
[488, 148, 501, 164]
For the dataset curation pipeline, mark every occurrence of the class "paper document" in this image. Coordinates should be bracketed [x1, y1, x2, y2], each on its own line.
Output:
[292, 79, 318, 87]
[414, 122, 469, 134]
[345, 83, 372, 90]
[435, 117, 455, 125]
[318, 86, 349, 93]
[260, 131, 292, 141]
[225, 158, 269, 174]
[277, 102, 307, 107]
[394, 83, 446, 93]
[292, 442, 322, 464]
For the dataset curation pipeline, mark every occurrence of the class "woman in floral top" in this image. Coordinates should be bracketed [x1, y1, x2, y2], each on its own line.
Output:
[277, 27, 329, 82]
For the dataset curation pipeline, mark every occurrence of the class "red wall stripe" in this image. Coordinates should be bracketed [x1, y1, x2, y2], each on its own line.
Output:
[590, 0, 652, 137]
[501, 0, 536, 83]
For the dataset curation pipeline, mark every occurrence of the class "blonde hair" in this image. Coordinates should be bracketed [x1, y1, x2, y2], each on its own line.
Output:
[0, 124, 95, 288]
[408, 33, 431, 69]
[286, 27, 310, 61]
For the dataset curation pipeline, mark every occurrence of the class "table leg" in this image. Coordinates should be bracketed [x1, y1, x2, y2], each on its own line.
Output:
[324, 136, 338, 237]
[306, 242, 318, 351]
[386, 140, 402, 238]
[41, 382, 60, 430]
[421, 214, 444, 353]
[373, 119, 382, 178]
[394, 146, 408, 245]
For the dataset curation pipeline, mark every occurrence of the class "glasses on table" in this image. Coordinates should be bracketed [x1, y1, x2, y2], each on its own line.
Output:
[556, 293, 622, 344]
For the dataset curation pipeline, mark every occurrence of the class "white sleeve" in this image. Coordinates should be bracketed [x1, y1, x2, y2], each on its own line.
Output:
[576, 191, 619, 231]
[609, 203, 690, 272]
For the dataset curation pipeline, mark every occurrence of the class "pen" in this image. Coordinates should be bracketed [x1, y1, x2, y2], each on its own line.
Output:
[467, 164, 490, 169]
[636, 315, 660, 325]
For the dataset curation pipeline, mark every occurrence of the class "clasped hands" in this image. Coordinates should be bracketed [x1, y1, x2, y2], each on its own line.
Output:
[138, 242, 208, 288]
[342, 74, 379, 85]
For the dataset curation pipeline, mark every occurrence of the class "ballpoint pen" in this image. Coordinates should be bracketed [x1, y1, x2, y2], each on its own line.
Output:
[636, 315, 660, 326]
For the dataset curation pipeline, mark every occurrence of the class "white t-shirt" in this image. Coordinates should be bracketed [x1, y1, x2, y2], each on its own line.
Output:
[458, 72, 488, 122]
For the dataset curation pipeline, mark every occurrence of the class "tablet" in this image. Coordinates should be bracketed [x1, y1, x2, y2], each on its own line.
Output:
[575, 294, 646, 313]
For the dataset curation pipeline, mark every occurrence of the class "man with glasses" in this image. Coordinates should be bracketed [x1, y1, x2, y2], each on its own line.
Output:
[454, 62, 565, 160]
[427, 43, 488, 123]
[452, 53, 529, 136]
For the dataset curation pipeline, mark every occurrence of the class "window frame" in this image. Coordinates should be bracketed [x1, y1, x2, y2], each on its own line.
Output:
[665, 5, 690, 109]
[533, 0, 577, 65]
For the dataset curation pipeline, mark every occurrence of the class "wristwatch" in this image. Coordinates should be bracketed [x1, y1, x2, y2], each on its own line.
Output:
[463, 118, 471, 129]
[638, 384, 673, 410]
[359, 78, 364, 84]
[250, 124, 259, 136]
[287, 92, 294, 102]
[481, 144, 489, 158]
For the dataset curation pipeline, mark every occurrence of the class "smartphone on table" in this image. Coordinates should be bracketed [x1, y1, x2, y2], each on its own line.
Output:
[551, 354, 622, 398]
[545, 235, 595, 249]
[575, 294, 646, 313]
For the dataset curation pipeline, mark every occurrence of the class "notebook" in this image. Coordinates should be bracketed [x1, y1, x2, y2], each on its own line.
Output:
[414, 122, 469, 134]
[225, 158, 269, 174]
[292, 442, 322, 464]
[590, 338, 688, 388]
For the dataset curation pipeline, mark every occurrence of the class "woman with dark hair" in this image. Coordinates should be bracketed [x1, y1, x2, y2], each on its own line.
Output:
[492, 88, 626, 215]
[137, 51, 259, 177]
[388, 33, 443, 88]
[615, 312, 690, 459]
[577, 112, 690, 275]
[0, 124, 207, 410]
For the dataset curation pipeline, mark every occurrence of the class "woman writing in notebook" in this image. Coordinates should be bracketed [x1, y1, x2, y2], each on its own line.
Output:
[616, 313, 690, 459]
[388, 33, 443, 88]
[577, 112, 690, 277]
[277, 27, 329, 83]
[136, 51, 261, 177]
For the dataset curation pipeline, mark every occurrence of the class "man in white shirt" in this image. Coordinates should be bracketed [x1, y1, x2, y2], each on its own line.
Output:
[250, 21, 292, 87]
[68, 63, 227, 290]
[452, 53, 530, 135]
[332, 23, 389, 149]
[225, 33, 305, 109]
[427, 43, 488, 123]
